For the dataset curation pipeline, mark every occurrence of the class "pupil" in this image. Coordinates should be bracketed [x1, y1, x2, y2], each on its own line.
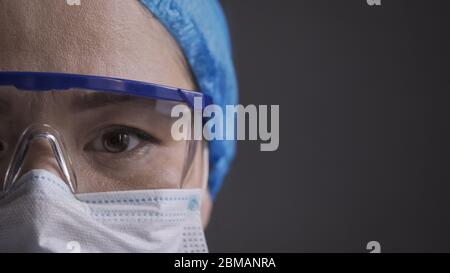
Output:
[103, 132, 130, 153]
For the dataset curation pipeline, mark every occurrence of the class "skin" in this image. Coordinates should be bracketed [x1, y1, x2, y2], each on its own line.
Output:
[0, 0, 212, 226]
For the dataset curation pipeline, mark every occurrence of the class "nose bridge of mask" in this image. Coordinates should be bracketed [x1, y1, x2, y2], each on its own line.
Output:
[2, 124, 77, 193]
[0, 168, 208, 253]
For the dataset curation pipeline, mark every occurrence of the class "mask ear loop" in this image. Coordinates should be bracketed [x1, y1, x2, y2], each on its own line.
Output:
[2, 124, 77, 193]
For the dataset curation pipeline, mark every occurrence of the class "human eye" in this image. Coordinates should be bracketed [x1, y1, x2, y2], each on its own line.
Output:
[85, 125, 160, 155]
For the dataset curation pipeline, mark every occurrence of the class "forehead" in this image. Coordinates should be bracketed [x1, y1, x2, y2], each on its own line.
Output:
[0, 0, 195, 90]
[0, 87, 166, 114]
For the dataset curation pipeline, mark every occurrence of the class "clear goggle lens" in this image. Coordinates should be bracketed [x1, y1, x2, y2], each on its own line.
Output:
[0, 87, 202, 193]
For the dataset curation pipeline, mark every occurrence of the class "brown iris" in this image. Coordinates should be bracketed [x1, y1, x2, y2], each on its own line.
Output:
[102, 132, 130, 153]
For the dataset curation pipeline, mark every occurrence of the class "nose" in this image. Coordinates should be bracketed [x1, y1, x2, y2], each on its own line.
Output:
[2, 124, 77, 193]
[17, 138, 65, 181]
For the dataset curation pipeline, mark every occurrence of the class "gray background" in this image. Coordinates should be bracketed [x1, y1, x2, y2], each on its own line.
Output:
[205, 0, 450, 252]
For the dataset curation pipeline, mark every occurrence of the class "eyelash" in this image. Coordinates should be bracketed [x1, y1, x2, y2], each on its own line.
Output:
[85, 125, 161, 155]
[104, 126, 160, 144]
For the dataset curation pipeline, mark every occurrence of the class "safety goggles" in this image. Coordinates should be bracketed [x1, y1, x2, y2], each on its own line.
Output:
[0, 72, 211, 194]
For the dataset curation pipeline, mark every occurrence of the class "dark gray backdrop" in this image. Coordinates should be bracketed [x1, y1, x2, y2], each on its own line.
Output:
[205, 0, 450, 252]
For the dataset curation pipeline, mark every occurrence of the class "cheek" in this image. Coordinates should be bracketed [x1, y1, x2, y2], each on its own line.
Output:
[180, 142, 209, 189]
[68, 140, 190, 193]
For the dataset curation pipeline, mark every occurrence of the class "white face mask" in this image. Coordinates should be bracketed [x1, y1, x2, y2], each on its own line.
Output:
[0, 169, 208, 253]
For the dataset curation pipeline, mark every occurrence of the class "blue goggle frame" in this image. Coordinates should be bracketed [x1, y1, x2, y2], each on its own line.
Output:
[0, 71, 212, 110]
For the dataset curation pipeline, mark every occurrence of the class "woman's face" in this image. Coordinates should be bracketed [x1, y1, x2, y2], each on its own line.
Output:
[0, 0, 211, 224]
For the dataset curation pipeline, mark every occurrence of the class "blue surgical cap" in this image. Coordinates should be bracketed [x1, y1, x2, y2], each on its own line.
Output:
[139, 0, 238, 200]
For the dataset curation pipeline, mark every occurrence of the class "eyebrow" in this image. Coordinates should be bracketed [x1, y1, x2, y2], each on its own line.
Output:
[70, 92, 138, 111]
[0, 92, 149, 115]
